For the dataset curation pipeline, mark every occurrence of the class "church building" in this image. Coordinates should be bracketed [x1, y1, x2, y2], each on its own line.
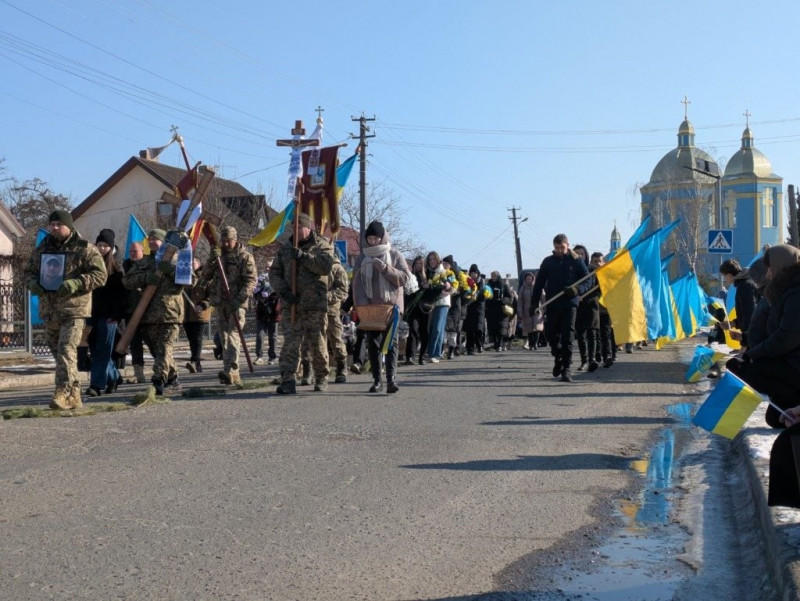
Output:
[639, 105, 782, 281]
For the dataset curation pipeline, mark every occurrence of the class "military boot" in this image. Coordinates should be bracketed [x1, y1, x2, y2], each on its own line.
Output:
[229, 371, 242, 387]
[66, 386, 83, 410]
[185, 361, 197, 374]
[300, 360, 312, 386]
[218, 370, 232, 385]
[334, 361, 347, 384]
[276, 378, 297, 395]
[314, 377, 328, 392]
[134, 364, 146, 383]
[152, 377, 165, 396]
[50, 387, 69, 410]
[194, 360, 203, 373]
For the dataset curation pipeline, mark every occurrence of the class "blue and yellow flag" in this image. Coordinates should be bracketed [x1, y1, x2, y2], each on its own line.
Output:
[692, 371, 762, 438]
[336, 152, 357, 200]
[125, 214, 148, 258]
[685, 345, 729, 382]
[595, 220, 678, 344]
[249, 200, 295, 247]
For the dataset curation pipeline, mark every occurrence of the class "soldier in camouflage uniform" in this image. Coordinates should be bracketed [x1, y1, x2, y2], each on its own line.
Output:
[122, 229, 185, 395]
[270, 213, 334, 394]
[297, 256, 349, 385]
[195, 225, 257, 386]
[327, 257, 350, 383]
[25, 210, 107, 410]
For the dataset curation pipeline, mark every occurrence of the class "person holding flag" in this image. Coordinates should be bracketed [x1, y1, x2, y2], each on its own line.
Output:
[726, 244, 800, 428]
[530, 233, 591, 383]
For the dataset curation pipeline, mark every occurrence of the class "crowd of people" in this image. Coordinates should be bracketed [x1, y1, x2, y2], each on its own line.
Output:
[25, 212, 636, 409]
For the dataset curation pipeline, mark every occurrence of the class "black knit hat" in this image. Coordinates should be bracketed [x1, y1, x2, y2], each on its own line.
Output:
[49, 209, 74, 229]
[95, 228, 115, 247]
[365, 221, 385, 239]
[442, 255, 454, 265]
[469, 264, 479, 273]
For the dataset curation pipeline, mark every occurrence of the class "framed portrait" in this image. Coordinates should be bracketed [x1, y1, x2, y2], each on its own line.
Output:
[39, 253, 66, 291]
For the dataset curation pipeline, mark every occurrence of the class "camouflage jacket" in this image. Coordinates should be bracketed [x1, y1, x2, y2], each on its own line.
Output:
[122, 254, 185, 324]
[270, 231, 333, 312]
[198, 243, 257, 308]
[327, 260, 349, 314]
[25, 230, 107, 320]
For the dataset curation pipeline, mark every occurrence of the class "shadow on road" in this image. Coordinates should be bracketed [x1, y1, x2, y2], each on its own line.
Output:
[401, 452, 634, 471]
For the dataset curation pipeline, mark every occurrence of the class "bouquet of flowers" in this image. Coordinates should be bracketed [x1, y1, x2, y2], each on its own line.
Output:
[458, 271, 479, 301]
[482, 284, 493, 300]
[254, 273, 271, 298]
[429, 269, 456, 291]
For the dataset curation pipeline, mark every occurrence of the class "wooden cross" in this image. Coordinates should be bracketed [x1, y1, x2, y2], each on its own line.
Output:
[681, 95, 691, 120]
[276, 120, 321, 150]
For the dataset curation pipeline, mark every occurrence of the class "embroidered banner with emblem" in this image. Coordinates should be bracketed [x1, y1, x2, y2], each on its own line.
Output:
[300, 145, 340, 234]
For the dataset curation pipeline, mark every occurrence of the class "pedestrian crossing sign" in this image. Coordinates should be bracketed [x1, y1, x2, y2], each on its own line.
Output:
[708, 229, 733, 254]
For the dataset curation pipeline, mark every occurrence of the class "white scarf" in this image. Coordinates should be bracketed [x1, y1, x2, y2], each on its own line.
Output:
[361, 242, 392, 302]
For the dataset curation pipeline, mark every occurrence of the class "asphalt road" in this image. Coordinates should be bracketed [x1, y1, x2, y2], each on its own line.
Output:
[0, 344, 693, 600]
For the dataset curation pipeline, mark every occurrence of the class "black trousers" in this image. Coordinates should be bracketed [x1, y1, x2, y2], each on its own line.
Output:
[368, 328, 398, 384]
[598, 312, 614, 361]
[769, 424, 800, 508]
[727, 356, 800, 428]
[576, 328, 598, 364]
[405, 311, 429, 360]
[545, 305, 577, 369]
[183, 321, 206, 362]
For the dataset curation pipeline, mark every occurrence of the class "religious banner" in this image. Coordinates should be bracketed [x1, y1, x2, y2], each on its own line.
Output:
[300, 145, 340, 234]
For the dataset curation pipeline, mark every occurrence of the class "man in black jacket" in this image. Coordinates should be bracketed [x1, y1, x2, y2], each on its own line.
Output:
[530, 234, 591, 382]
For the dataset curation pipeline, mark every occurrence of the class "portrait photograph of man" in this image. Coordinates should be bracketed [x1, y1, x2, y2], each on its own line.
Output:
[40, 254, 65, 291]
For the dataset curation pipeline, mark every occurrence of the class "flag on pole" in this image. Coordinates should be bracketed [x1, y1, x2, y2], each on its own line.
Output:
[685, 345, 729, 382]
[125, 214, 148, 259]
[607, 214, 652, 260]
[336, 152, 358, 200]
[692, 371, 763, 438]
[595, 221, 679, 344]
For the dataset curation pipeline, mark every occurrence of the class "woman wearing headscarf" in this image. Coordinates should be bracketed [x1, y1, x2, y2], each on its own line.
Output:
[353, 221, 409, 393]
[727, 244, 800, 428]
[87, 229, 126, 396]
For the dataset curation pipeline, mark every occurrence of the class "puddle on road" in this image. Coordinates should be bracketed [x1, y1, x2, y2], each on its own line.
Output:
[547, 401, 696, 600]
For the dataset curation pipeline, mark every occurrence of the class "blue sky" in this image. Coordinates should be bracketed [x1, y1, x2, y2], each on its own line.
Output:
[3, 0, 800, 276]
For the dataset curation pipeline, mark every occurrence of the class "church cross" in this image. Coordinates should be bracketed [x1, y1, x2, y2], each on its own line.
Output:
[276, 120, 321, 150]
[743, 109, 752, 127]
[681, 95, 691, 120]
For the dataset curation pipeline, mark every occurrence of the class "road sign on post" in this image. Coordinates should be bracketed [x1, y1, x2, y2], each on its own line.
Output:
[708, 229, 733, 254]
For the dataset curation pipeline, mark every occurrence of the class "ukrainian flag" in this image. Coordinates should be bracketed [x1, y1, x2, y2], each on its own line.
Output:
[685, 345, 729, 382]
[595, 220, 678, 344]
[125, 214, 148, 258]
[692, 372, 762, 438]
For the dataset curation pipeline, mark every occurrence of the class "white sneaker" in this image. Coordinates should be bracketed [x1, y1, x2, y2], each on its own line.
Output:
[267, 359, 277, 365]
[430, 357, 440, 363]
[254, 357, 265, 365]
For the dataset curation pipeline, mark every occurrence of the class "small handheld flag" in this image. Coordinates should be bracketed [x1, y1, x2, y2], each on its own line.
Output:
[692, 372, 763, 439]
[685, 345, 729, 382]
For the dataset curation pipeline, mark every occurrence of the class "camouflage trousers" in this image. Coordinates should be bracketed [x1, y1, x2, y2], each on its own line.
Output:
[280, 308, 328, 382]
[141, 323, 179, 383]
[44, 317, 84, 392]
[216, 308, 247, 373]
[326, 307, 347, 365]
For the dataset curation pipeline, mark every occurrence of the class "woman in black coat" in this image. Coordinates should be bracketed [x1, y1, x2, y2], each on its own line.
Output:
[573, 245, 600, 372]
[463, 264, 486, 354]
[404, 256, 430, 365]
[484, 270, 512, 352]
[87, 229, 127, 396]
[727, 245, 800, 428]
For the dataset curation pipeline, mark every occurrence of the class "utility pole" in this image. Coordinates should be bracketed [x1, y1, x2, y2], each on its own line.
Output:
[508, 207, 527, 277]
[350, 113, 376, 244]
[789, 185, 799, 248]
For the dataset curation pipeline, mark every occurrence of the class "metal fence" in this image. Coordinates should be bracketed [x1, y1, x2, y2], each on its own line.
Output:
[0, 281, 258, 356]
